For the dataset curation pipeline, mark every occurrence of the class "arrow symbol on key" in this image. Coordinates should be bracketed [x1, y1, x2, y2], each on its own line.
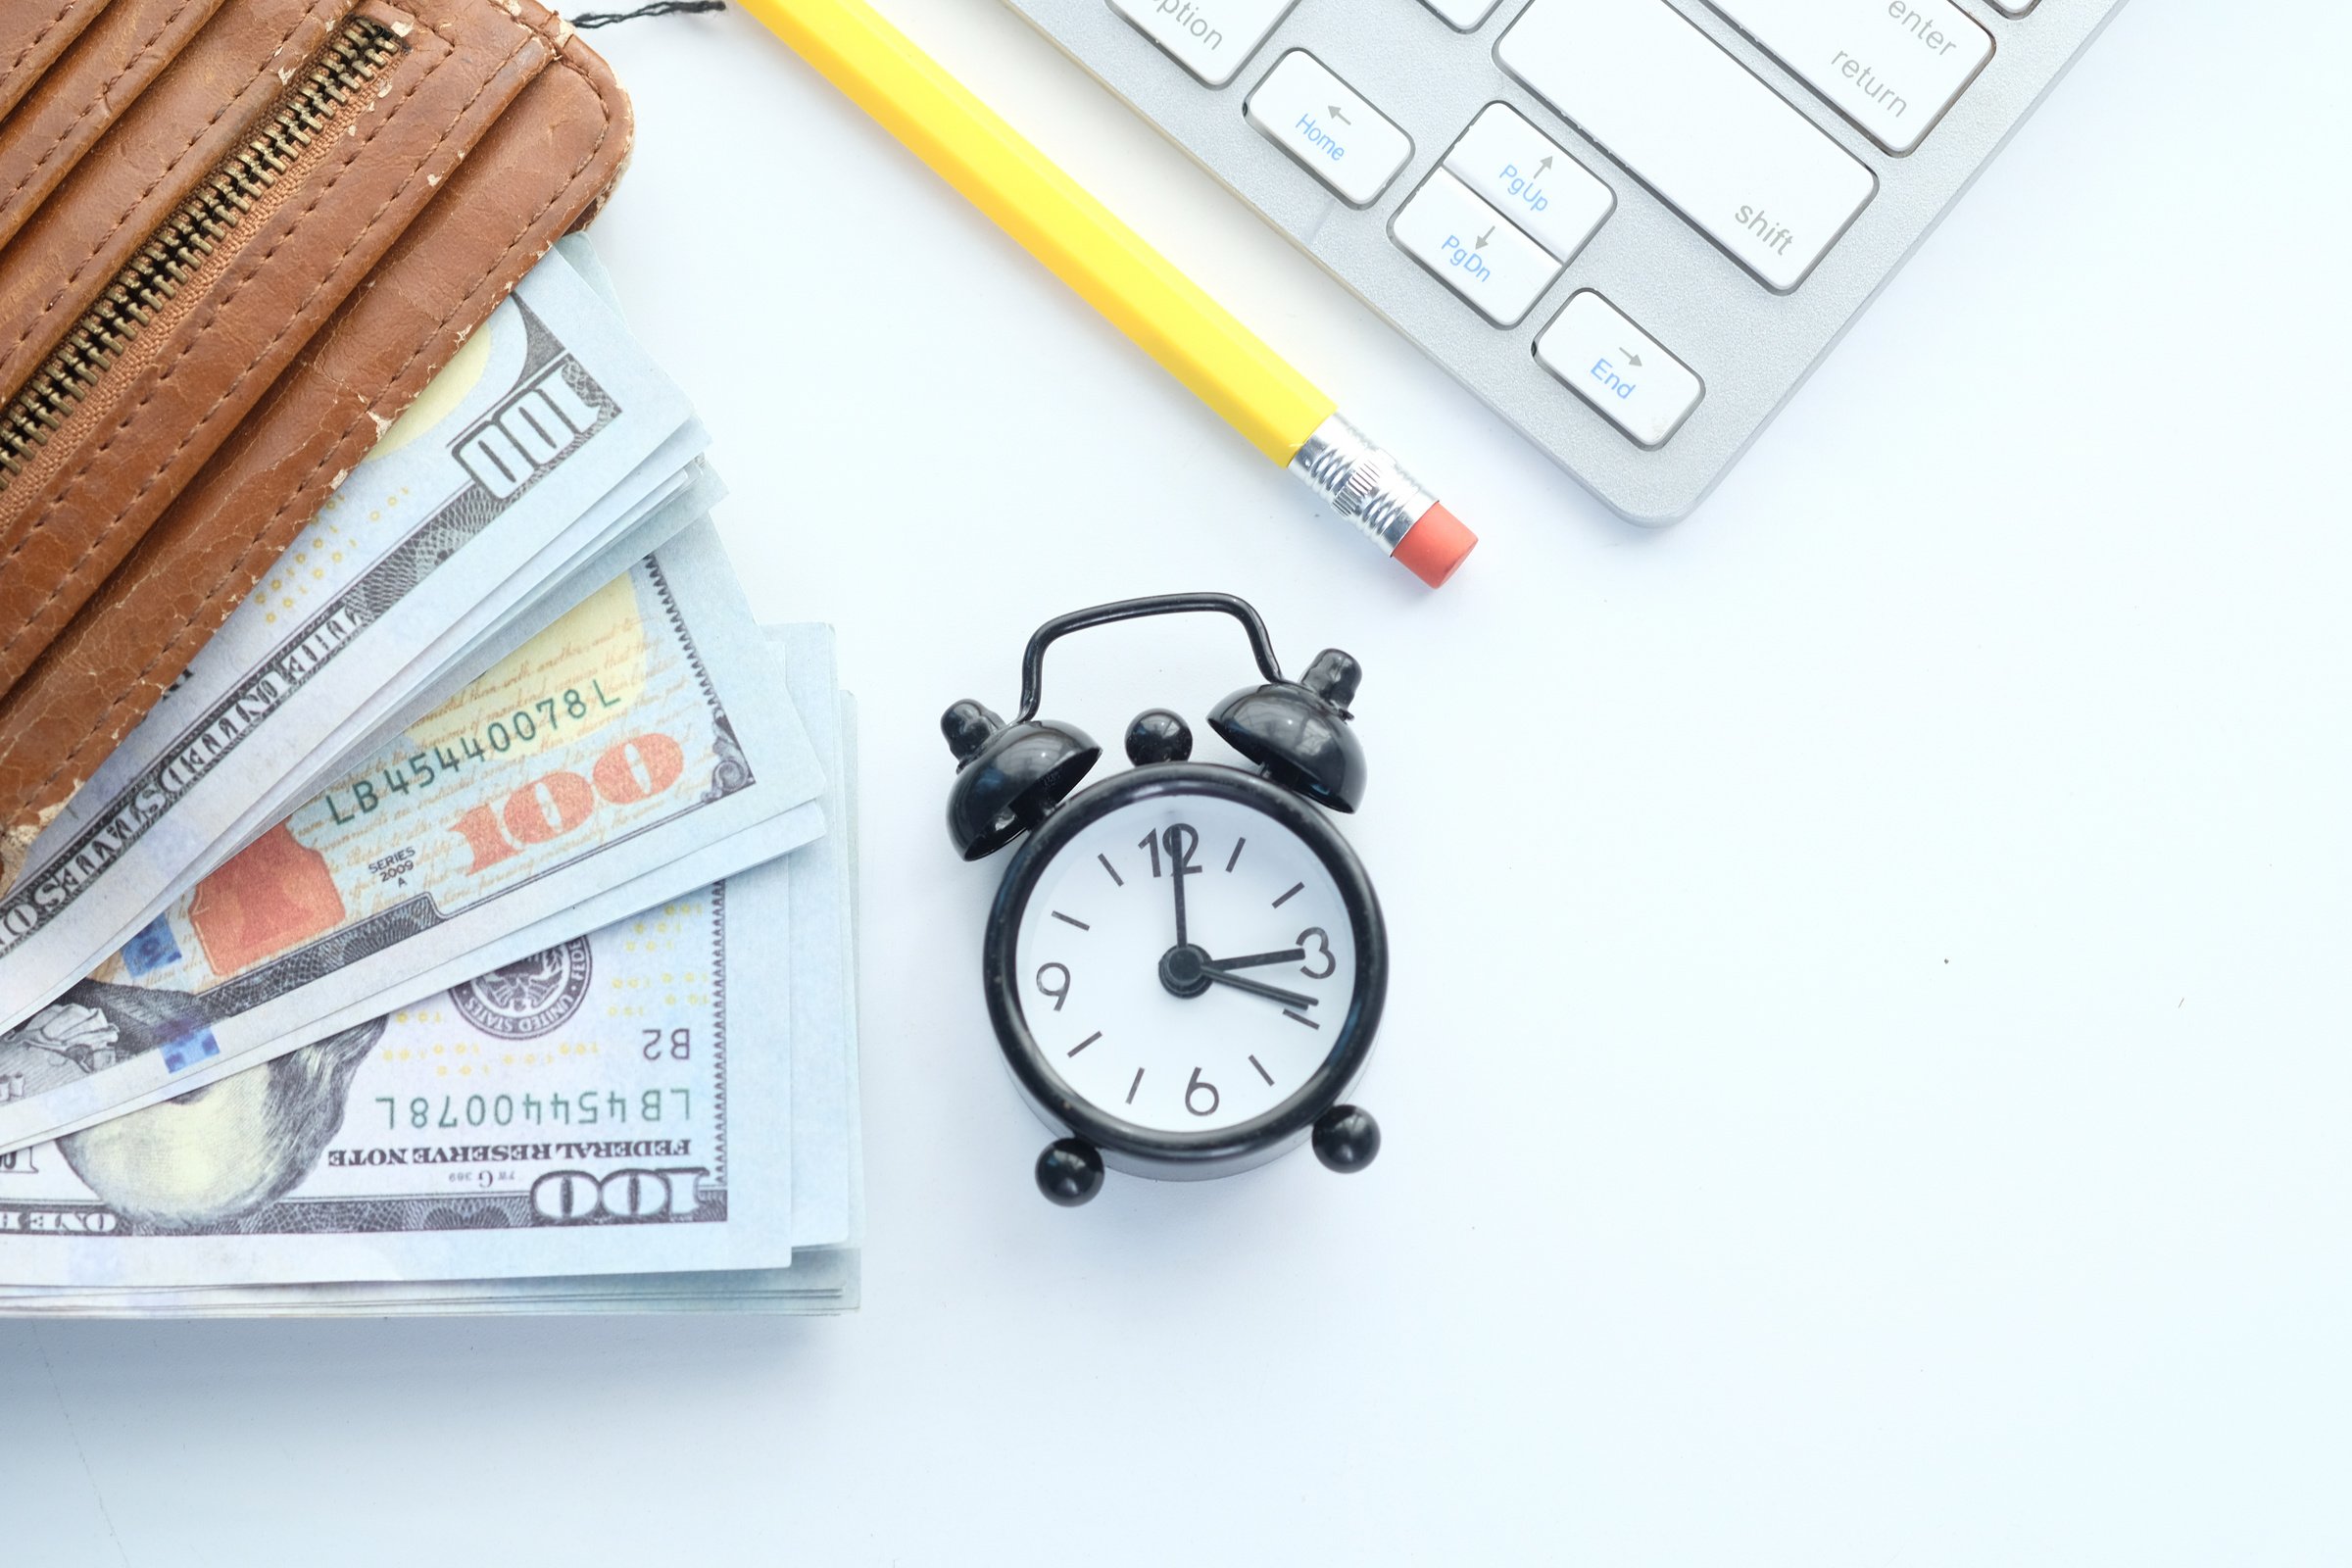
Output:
[1476, 226, 1494, 249]
[1621, 347, 1642, 367]
[1329, 104, 1350, 123]
[1536, 155, 1553, 174]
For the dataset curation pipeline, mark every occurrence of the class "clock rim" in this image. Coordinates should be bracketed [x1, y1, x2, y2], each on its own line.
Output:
[983, 763, 1387, 1176]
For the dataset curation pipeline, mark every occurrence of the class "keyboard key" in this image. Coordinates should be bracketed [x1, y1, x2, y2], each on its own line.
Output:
[1496, 0, 1877, 291]
[1704, 0, 1990, 153]
[1245, 51, 1412, 206]
[1534, 291, 1702, 448]
[1442, 104, 1614, 264]
[1418, 0, 1503, 29]
[1107, 0, 1297, 87]
[1391, 170, 1562, 326]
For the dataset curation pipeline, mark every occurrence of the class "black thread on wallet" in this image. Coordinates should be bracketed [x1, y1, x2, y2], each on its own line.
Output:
[570, 0, 726, 26]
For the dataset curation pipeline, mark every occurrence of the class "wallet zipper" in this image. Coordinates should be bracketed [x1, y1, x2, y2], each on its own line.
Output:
[0, 15, 405, 504]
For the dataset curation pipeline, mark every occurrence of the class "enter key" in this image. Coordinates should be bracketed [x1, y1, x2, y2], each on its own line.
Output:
[1707, 0, 1992, 154]
[1535, 291, 1703, 449]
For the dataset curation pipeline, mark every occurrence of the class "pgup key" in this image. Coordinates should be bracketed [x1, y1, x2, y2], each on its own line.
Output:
[1441, 104, 1614, 265]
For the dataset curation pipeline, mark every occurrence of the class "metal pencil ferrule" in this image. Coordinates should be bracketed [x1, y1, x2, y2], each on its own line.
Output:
[1286, 413, 1434, 556]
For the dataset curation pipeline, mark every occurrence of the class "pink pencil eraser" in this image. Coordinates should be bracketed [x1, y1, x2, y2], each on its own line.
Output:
[1393, 503, 1477, 588]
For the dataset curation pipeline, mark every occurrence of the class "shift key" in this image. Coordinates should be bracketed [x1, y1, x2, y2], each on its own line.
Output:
[1497, 0, 1876, 291]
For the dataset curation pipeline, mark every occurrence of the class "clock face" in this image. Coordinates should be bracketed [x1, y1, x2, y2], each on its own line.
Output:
[1009, 784, 1363, 1138]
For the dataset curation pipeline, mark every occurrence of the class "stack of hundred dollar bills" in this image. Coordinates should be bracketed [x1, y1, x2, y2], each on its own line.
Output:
[0, 238, 861, 1316]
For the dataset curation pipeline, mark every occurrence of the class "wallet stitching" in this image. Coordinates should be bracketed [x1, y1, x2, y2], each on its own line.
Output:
[1, 0, 86, 84]
[10, 42, 613, 812]
[0, 24, 482, 591]
[0, 4, 325, 389]
[0, 0, 213, 217]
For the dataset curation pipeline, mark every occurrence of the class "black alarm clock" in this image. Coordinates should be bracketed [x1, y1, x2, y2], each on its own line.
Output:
[941, 594, 1387, 1205]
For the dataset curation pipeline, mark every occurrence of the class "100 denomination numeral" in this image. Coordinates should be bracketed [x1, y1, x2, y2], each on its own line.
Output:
[454, 371, 604, 500]
[530, 1166, 708, 1223]
[447, 732, 686, 873]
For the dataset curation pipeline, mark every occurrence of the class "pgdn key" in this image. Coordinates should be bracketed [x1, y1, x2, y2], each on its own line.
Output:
[1392, 171, 1562, 326]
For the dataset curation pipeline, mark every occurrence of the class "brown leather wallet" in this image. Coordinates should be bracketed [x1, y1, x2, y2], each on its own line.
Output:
[0, 0, 632, 888]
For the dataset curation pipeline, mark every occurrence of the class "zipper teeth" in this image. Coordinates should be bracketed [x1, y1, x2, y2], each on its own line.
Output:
[0, 16, 403, 496]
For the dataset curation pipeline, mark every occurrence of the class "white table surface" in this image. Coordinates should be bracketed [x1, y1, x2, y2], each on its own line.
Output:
[10, 2, 2349, 1561]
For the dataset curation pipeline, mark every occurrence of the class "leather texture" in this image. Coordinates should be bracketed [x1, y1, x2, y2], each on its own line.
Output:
[0, 0, 347, 392]
[0, 0, 233, 251]
[0, 0, 632, 885]
[0, 0, 115, 123]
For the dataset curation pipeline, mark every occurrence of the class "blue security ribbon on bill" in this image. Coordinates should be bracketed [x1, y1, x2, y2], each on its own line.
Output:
[121, 912, 183, 977]
[160, 1029, 220, 1074]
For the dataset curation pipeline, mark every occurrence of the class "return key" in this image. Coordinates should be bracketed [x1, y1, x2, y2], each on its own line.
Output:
[1706, 0, 1991, 154]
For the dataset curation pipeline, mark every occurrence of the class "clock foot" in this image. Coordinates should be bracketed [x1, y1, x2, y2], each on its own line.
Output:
[1036, 1138, 1105, 1205]
[1311, 1105, 1380, 1173]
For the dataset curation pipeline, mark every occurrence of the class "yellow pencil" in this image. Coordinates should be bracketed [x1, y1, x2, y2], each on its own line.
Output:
[736, 0, 1477, 587]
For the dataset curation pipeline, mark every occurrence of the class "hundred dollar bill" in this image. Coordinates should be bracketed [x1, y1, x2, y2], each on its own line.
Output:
[0, 859, 791, 1288]
[0, 524, 826, 1153]
[0, 624, 863, 1316]
[8, 238, 707, 988]
[774, 628, 863, 1255]
[0, 247, 706, 1029]
[210, 456, 726, 880]
[255, 236, 728, 850]
[0, 1251, 859, 1316]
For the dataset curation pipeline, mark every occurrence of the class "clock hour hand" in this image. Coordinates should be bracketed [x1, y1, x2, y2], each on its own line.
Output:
[1204, 948, 1306, 972]
[1199, 969, 1316, 1010]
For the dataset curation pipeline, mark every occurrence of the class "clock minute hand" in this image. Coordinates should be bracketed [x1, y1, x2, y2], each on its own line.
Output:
[1170, 845, 1188, 947]
[1199, 969, 1316, 1010]
[1203, 949, 1307, 972]
[1162, 823, 1200, 948]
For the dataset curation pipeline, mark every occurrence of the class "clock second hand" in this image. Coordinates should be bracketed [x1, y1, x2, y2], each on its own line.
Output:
[1198, 968, 1316, 1009]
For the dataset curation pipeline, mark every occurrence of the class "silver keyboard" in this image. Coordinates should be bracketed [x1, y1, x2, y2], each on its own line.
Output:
[1001, 0, 2127, 522]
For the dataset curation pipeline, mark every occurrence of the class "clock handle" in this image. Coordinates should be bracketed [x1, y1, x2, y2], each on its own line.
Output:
[1013, 594, 1284, 723]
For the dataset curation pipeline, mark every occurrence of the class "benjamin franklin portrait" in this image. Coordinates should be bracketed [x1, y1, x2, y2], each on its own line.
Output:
[0, 980, 383, 1232]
